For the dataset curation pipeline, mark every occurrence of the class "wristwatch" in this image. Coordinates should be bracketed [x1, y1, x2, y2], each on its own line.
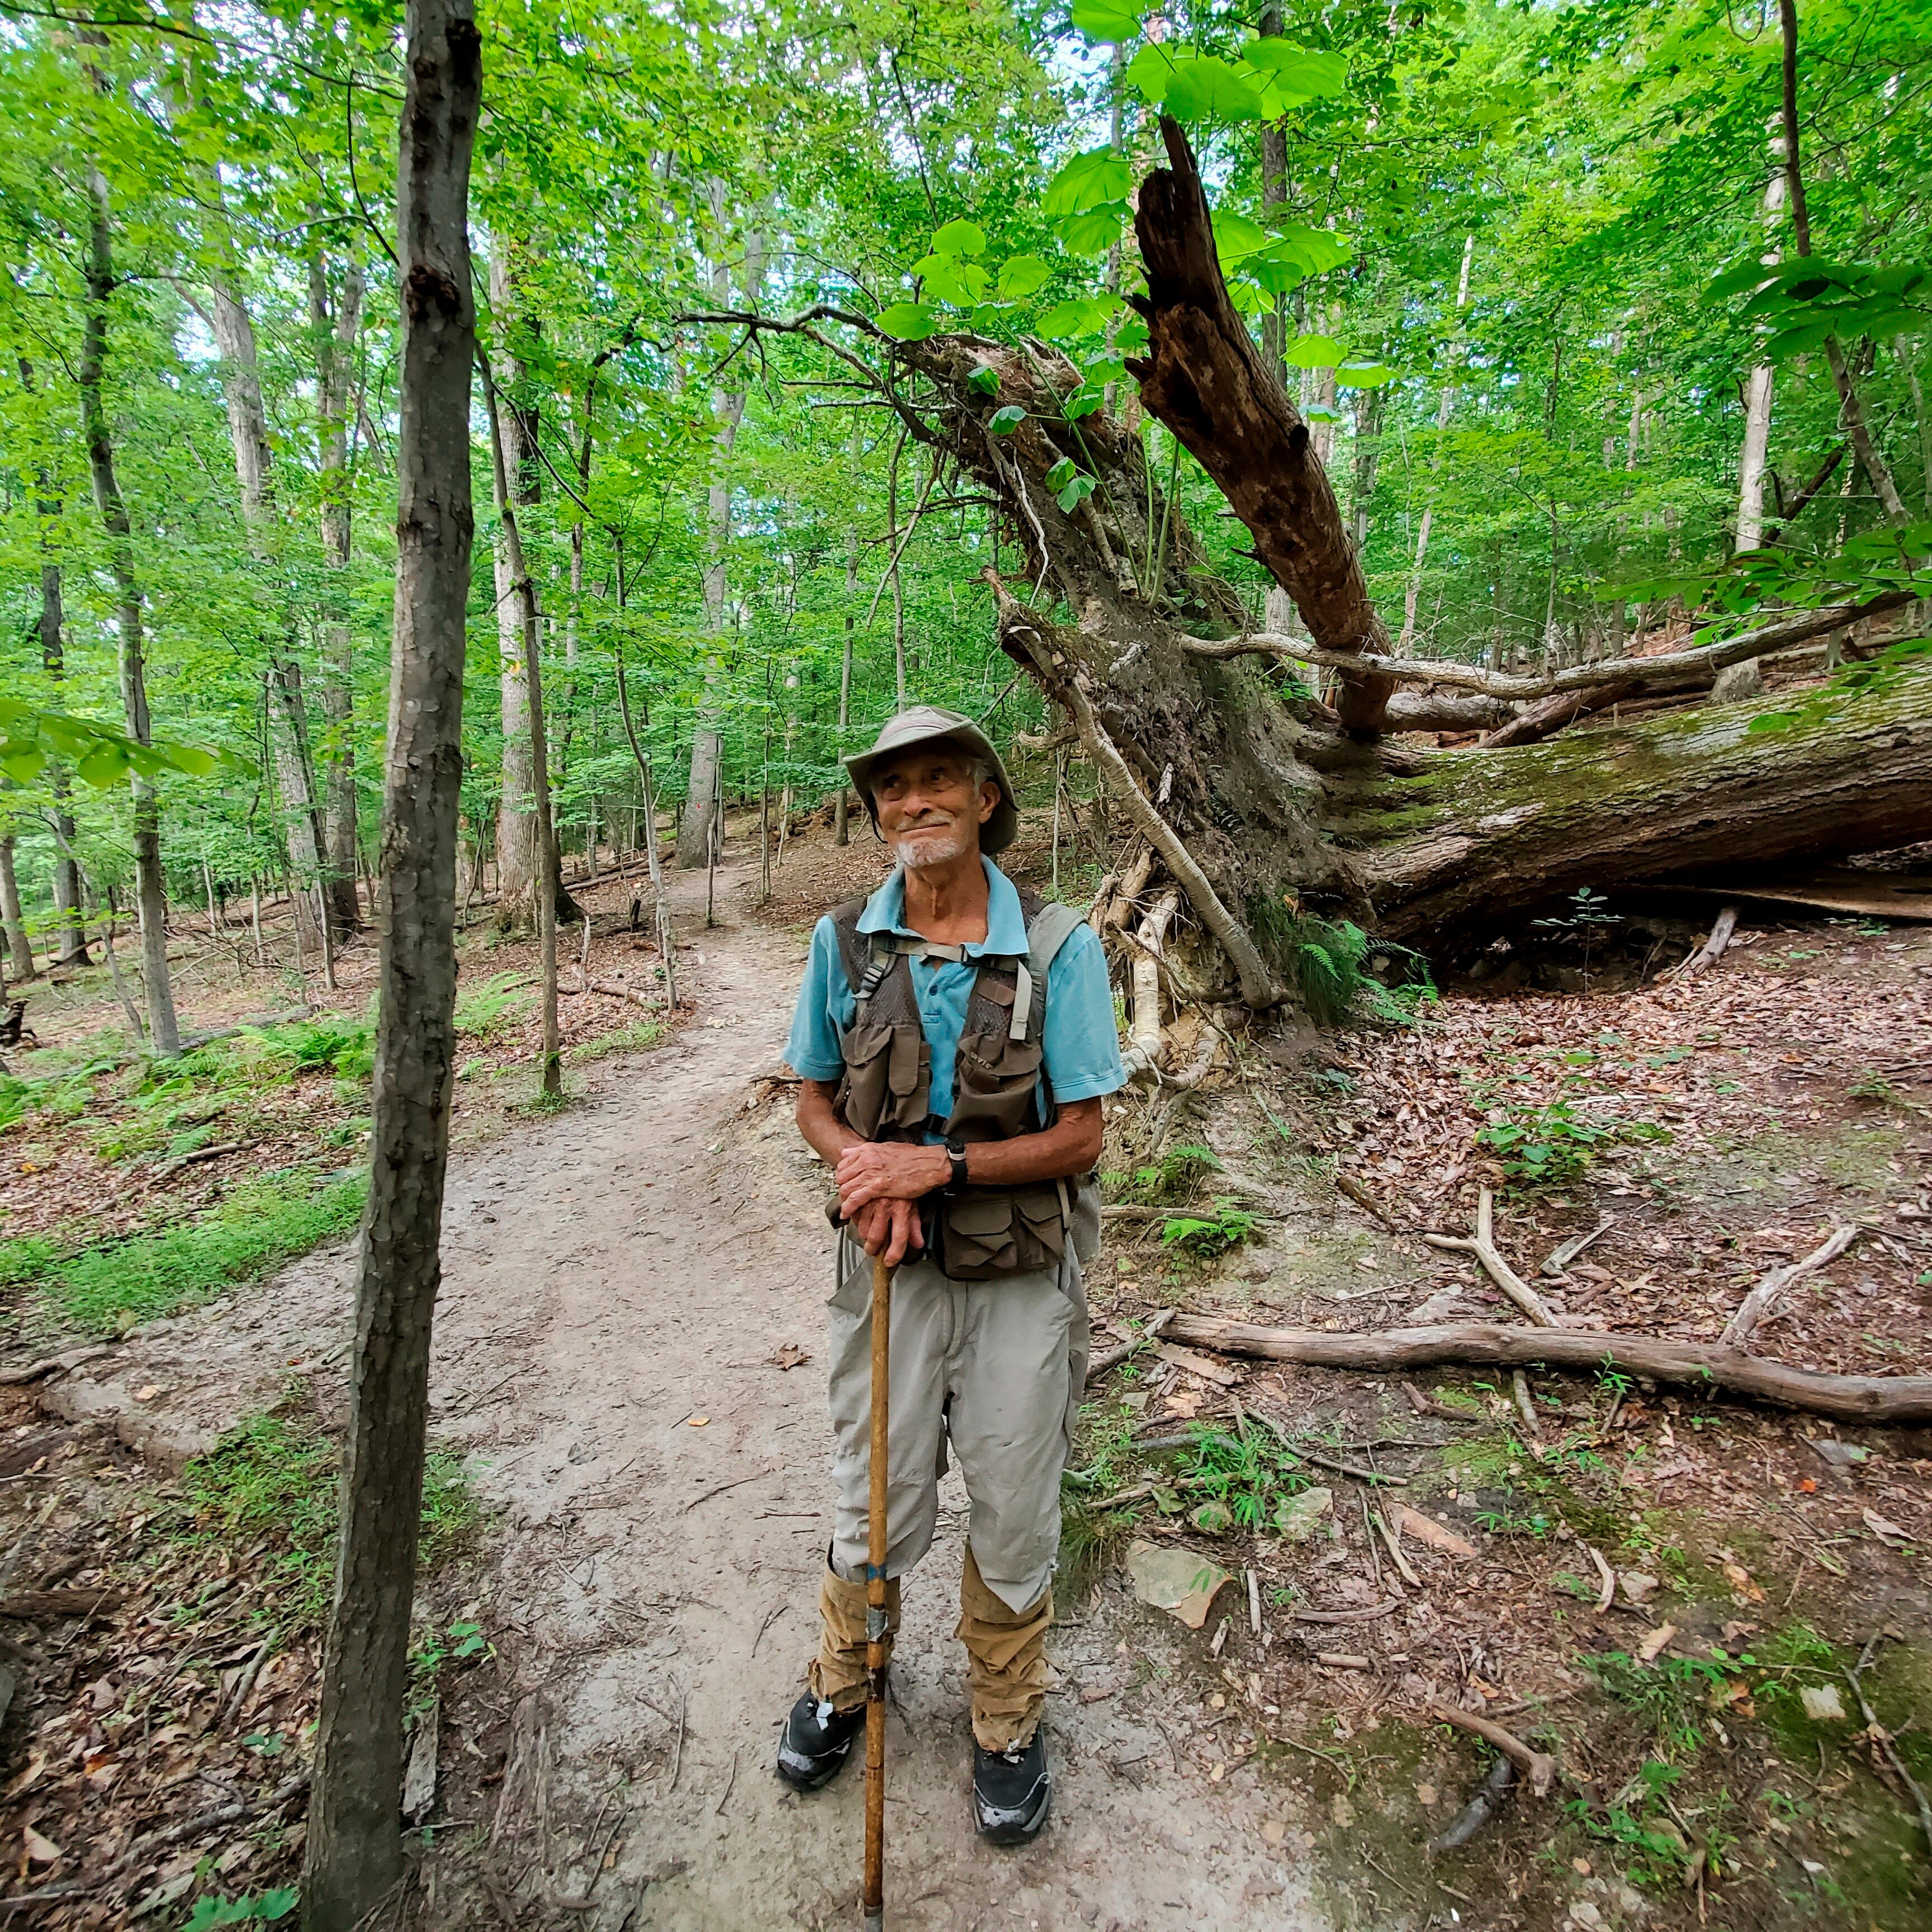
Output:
[944, 1136, 970, 1193]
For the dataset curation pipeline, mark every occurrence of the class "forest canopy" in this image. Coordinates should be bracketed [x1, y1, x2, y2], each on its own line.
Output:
[2, 0, 1928, 1011]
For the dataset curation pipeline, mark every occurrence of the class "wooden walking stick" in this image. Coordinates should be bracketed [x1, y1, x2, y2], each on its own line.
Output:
[863, 1251, 894, 1930]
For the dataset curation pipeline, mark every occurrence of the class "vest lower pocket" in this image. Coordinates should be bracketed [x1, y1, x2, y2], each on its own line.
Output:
[939, 1184, 1066, 1281]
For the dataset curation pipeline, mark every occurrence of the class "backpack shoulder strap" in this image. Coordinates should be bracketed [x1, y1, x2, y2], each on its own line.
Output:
[1011, 899, 1086, 1046]
[829, 892, 906, 1014]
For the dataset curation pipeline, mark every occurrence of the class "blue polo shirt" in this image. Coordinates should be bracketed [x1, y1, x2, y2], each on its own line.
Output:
[785, 858, 1126, 1127]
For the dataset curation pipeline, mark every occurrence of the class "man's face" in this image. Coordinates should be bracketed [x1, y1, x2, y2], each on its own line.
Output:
[872, 743, 997, 872]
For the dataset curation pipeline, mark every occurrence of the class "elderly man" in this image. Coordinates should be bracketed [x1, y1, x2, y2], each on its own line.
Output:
[776, 706, 1125, 1841]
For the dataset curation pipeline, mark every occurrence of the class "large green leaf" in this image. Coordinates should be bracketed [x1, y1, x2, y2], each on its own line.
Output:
[914, 256, 989, 306]
[1243, 40, 1348, 96]
[997, 253, 1053, 299]
[1036, 293, 1122, 340]
[1335, 362, 1394, 388]
[1283, 333, 1346, 368]
[1212, 211, 1270, 261]
[1162, 54, 1264, 124]
[1043, 149, 1132, 217]
[1056, 205, 1125, 257]
[930, 216, 987, 259]
[1069, 0, 1143, 44]
[988, 405, 1027, 433]
[875, 302, 941, 340]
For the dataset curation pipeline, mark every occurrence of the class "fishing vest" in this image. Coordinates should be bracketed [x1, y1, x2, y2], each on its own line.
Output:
[830, 883, 1101, 1281]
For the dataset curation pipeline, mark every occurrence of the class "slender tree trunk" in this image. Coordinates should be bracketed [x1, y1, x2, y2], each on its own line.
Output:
[17, 357, 86, 967]
[80, 158, 179, 1055]
[1778, 0, 1908, 524]
[301, 4, 479, 1925]
[678, 194, 767, 869]
[834, 420, 861, 844]
[0, 833, 31, 988]
[1736, 126, 1789, 555]
[313, 247, 367, 934]
[1257, 5, 1290, 392]
[481, 348, 563, 1095]
[1400, 234, 1474, 655]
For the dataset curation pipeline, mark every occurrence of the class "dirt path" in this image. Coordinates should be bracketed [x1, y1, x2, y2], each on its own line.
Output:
[54, 860, 1325, 1932]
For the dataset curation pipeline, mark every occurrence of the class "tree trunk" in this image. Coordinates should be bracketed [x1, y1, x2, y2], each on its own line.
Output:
[677, 195, 767, 870]
[300, 3, 479, 1925]
[0, 833, 31, 988]
[80, 157, 179, 1055]
[312, 246, 367, 934]
[17, 357, 86, 967]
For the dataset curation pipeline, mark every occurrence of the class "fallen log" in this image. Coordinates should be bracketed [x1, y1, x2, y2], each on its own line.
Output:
[1161, 1316, 1932, 1424]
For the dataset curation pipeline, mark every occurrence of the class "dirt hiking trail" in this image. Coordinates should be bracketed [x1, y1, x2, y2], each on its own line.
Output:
[59, 860, 1324, 1932]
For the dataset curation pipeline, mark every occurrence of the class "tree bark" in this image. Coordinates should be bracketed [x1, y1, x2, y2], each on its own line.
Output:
[678, 195, 768, 870]
[312, 245, 367, 934]
[17, 357, 85, 967]
[80, 155, 179, 1056]
[480, 345, 564, 1095]
[1126, 119, 1395, 730]
[300, 3, 479, 1925]
[1163, 1314, 1932, 1426]
[0, 832, 31, 988]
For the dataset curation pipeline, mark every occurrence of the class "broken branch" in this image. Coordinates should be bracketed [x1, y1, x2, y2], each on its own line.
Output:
[1427, 1703, 1556, 1798]
[1720, 1222, 1860, 1348]
[1422, 1188, 1557, 1327]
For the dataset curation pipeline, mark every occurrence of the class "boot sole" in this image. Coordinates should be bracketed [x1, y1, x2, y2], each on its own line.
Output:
[974, 1785, 1050, 1846]
[775, 1739, 854, 1793]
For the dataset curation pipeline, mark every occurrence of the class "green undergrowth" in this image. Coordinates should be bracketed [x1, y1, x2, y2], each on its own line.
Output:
[179, 1404, 482, 1633]
[2, 1167, 367, 1335]
[1247, 893, 1436, 1027]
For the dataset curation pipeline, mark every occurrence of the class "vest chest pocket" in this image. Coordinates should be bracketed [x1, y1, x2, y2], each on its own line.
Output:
[836, 1020, 930, 1140]
[949, 1028, 1043, 1139]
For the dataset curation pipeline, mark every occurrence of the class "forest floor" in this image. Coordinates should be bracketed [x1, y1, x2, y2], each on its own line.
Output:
[0, 818, 1927, 1932]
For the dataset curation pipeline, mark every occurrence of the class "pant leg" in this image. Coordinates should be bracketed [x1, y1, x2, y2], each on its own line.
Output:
[825, 1236, 953, 1588]
[956, 1542, 1051, 1750]
[808, 1563, 902, 1713]
[944, 1257, 1081, 1614]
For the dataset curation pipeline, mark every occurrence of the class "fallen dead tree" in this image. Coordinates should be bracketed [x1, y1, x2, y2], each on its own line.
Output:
[1161, 1314, 1932, 1424]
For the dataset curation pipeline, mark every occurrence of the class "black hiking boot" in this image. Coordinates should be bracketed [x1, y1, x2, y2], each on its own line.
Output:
[972, 1729, 1050, 1844]
[775, 1692, 864, 1792]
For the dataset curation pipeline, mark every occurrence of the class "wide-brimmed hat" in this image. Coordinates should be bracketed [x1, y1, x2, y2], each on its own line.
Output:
[844, 705, 1020, 856]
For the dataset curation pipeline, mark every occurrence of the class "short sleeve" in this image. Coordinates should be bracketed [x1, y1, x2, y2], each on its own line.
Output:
[784, 916, 851, 1082]
[1040, 922, 1125, 1105]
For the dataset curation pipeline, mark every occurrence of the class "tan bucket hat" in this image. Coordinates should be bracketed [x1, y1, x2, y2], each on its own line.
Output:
[844, 705, 1020, 856]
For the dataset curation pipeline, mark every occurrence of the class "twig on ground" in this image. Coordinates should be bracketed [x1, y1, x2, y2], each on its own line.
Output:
[1085, 1308, 1176, 1382]
[1426, 1703, 1556, 1797]
[1720, 1222, 1860, 1348]
[1511, 1369, 1543, 1439]
[1845, 1637, 1932, 1857]
[1423, 1190, 1557, 1327]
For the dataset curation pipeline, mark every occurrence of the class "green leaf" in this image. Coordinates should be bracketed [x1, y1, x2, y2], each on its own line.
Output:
[1063, 387, 1104, 420]
[1243, 41, 1348, 96]
[1212, 211, 1270, 262]
[1057, 472, 1097, 513]
[258, 1892, 300, 1923]
[1124, 43, 1179, 104]
[997, 253, 1052, 299]
[1069, 0, 1143, 43]
[163, 745, 222, 776]
[1163, 54, 1264, 124]
[930, 216, 987, 259]
[987, 405, 1027, 434]
[967, 363, 1001, 397]
[875, 302, 941, 341]
[913, 256, 988, 306]
[77, 745, 130, 786]
[1042, 148, 1132, 218]
[1227, 277, 1271, 317]
[1044, 456, 1078, 493]
[1283, 333, 1346, 368]
[1036, 293, 1121, 340]
[1335, 361, 1394, 388]
[1055, 205, 1125, 257]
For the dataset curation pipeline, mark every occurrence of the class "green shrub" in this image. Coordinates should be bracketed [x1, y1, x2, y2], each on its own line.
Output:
[1248, 895, 1434, 1027]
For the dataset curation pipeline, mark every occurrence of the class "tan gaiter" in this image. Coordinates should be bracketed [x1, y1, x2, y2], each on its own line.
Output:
[807, 1563, 902, 1712]
[956, 1542, 1052, 1750]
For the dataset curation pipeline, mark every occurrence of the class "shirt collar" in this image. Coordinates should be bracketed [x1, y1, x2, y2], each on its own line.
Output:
[858, 856, 1027, 958]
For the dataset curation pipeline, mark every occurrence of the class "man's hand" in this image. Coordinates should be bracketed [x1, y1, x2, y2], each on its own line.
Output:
[836, 1140, 949, 1220]
[851, 1196, 924, 1266]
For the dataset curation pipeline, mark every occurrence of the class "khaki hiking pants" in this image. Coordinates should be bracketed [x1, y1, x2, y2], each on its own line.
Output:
[807, 1233, 1089, 1750]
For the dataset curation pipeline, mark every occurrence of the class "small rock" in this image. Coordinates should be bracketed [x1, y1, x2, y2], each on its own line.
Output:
[1260, 1819, 1286, 1848]
[1330, 1793, 1354, 1827]
[1800, 1683, 1846, 1723]
[1619, 1571, 1659, 1605]
[1125, 1541, 1233, 1630]
[1273, 1486, 1333, 1542]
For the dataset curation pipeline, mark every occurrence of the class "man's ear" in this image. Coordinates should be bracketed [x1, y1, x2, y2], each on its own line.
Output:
[977, 780, 998, 825]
